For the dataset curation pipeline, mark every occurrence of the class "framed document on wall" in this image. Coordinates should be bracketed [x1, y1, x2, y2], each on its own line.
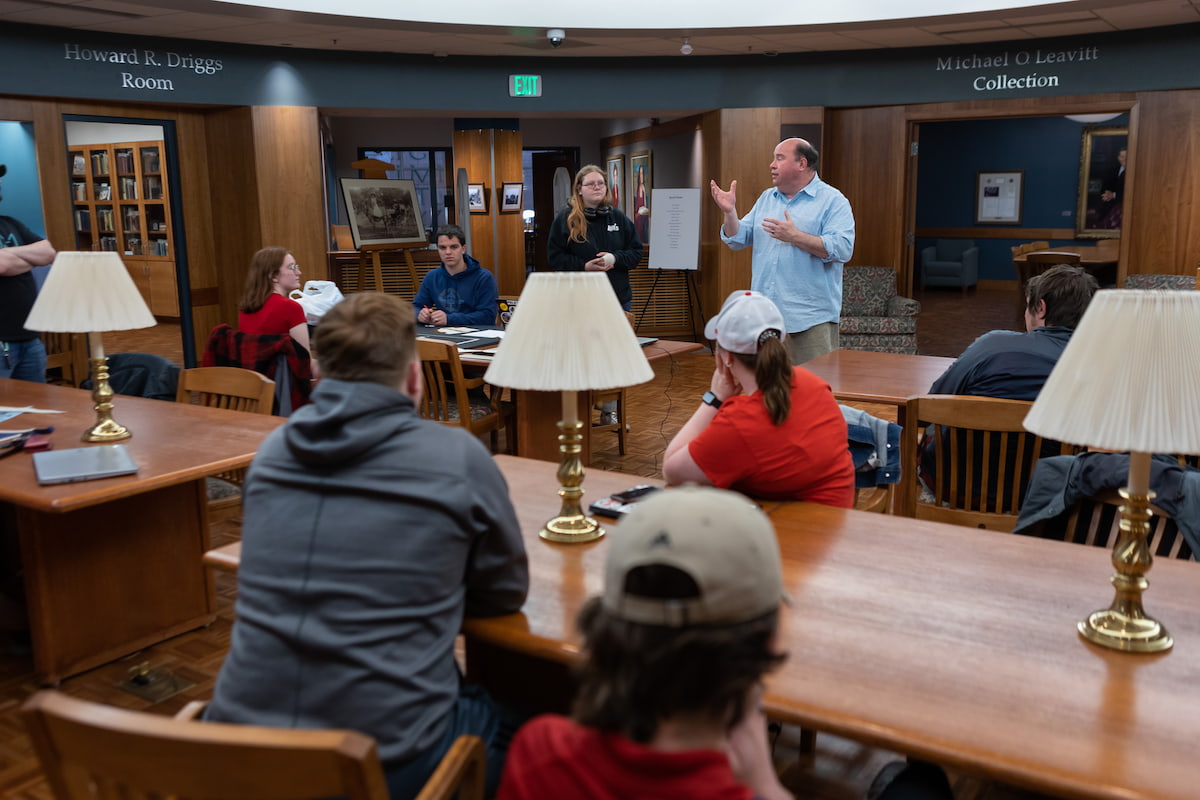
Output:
[975, 171, 1023, 225]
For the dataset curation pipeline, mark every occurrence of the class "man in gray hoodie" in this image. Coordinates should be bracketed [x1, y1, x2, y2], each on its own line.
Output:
[207, 291, 528, 799]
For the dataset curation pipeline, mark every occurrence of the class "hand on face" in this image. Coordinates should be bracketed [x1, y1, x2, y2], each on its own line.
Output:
[711, 351, 740, 400]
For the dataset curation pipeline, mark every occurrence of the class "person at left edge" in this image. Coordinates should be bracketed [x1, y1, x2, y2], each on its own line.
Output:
[414, 224, 500, 327]
[547, 164, 642, 312]
[0, 164, 57, 382]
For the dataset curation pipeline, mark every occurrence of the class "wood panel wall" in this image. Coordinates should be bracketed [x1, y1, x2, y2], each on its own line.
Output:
[699, 107, 782, 323]
[822, 90, 1200, 293]
[452, 127, 526, 296]
[824, 106, 909, 286]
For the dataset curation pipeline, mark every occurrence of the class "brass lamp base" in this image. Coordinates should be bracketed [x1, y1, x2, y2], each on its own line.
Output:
[538, 417, 604, 544]
[1077, 487, 1173, 654]
[83, 356, 131, 442]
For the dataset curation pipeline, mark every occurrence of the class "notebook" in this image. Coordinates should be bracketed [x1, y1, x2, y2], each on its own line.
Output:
[33, 444, 139, 485]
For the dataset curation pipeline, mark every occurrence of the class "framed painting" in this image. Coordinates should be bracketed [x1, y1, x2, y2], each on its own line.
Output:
[974, 170, 1023, 225]
[630, 150, 652, 240]
[467, 182, 488, 214]
[606, 155, 625, 215]
[501, 181, 523, 213]
[1076, 126, 1127, 239]
[339, 178, 426, 248]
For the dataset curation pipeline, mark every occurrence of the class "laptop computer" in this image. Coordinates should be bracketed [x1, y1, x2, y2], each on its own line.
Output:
[636, 336, 659, 347]
[33, 444, 139, 485]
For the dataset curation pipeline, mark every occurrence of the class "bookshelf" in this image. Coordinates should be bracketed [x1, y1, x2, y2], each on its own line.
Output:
[68, 140, 178, 317]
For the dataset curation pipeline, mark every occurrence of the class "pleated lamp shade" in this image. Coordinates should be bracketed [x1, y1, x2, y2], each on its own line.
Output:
[25, 251, 155, 333]
[1024, 289, 1200, 454]
[484, 272, 654, 391]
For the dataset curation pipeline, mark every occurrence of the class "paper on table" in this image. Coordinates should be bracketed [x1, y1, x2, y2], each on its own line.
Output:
[472, 330, 505, 338]
[0, 406, 66, 423]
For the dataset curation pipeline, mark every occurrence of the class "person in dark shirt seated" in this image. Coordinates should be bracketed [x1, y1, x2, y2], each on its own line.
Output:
[929, 264, 1099, 399]
[922, 264, 1099, 494]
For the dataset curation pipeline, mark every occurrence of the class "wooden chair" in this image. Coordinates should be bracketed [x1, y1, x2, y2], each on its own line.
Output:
[903, 394, 1072, 531]
[22, 689, 485, 800]
[176, 366, 275, 524]
[1049, 490, 1193, 560]
[418, 339, 514, 453]
[40, 332, 87, 387]
[589, 311, 636, 454]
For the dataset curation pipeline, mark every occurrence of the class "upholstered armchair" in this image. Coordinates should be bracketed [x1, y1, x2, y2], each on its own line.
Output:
[1123, 273, 1196, 290]
[920, 239, 979, 295]
[840, 266, 921, 354]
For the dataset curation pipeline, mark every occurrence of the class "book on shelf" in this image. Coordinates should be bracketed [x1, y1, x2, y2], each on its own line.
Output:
[90, 152, 110, 175]
[99, 236, 118, 251]
[96, 207, 114, 231]
[115, 150, 135, 174]
[125, 237, 143, 256]
[119, 176, 137, 200]
[95, 183, 111, 201]
[140, 149, 160, 173]
[122, 207, 140, 232]
[72, 182, 88, 201]
[72, 154, 86, 175]
[152, 239, 169, 256]
[73, 208, 90, 231]
[143, 175, 162, 200]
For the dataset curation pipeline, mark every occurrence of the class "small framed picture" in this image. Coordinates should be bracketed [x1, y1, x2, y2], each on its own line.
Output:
[501, 182, 523, 213]
[974, 170, 1023, 225]
[467, 183, 488, 214]
[606, 155, 625, 215]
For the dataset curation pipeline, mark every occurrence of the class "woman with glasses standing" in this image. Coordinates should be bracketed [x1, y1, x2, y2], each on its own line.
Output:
[547, 165, 642, 312]
[237, 246, 316, 373]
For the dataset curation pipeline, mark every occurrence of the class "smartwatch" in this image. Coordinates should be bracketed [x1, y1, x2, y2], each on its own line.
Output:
[701, 391, 723, 410]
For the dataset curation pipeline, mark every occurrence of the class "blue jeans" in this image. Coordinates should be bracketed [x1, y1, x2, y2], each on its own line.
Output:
[383, 684, 523, 800]
[0, 338, 47, 383]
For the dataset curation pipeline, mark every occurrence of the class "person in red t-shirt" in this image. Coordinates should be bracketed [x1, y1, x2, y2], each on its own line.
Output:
[664, 290, 854, 506]
[237, 246, 317, 376]
[497, 488, 954, 800]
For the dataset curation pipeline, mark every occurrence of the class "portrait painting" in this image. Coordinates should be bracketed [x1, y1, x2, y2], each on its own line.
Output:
[606, 155, 624, 215]
[1076, 126, 1127, 239]
[630, 151, 652, 242]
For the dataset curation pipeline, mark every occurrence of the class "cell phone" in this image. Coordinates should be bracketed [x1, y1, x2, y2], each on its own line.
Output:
[611, 485, 661, 504]
[589, 485, 663, 519]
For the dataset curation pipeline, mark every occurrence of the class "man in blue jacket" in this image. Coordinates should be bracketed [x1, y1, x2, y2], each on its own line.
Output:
[414, 224, 499, 327]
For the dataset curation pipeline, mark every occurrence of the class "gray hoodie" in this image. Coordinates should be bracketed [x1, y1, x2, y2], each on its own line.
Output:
[207, 378, 528, 764]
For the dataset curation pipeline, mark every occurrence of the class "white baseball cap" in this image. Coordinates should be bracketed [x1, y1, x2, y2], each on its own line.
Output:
[603, 487, 786, 627]
[703, 290, 786, 355]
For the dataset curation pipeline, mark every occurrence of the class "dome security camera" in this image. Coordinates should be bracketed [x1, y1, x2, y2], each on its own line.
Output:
[547, 28, 565, 48]
[680, 38, 693, 56]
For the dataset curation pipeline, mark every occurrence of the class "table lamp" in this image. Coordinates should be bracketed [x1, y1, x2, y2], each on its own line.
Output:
[1024, 289, 1200, 653]
[24, 251, 156, 442]
[485, 272, 653, 543]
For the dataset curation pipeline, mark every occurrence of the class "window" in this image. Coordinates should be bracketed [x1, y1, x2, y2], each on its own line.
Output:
[358, 148, 452, 238]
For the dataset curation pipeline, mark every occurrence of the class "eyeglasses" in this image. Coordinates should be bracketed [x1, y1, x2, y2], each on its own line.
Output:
[581, 181, 606, 189]
[284, 264, 301, 272]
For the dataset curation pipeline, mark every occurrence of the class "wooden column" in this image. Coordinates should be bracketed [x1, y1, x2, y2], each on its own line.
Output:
[452, 127, 526, 296]
[699, 108, 782, 326]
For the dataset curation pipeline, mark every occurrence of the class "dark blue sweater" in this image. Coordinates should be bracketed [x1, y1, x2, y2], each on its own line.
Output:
[412, 254, 499, 327]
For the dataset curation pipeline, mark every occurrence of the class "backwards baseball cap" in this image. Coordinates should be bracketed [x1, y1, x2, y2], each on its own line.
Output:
[603, 487, 786, 627]
[703, 290, 785, 355]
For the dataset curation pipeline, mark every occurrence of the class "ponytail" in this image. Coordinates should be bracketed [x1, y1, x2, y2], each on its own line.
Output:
[731, 337, 794, 426]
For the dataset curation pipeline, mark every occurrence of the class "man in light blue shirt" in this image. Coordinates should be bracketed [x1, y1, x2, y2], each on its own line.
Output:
[711, 138, 855, 363]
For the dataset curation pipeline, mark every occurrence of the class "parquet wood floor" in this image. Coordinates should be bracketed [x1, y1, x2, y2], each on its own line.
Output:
[1, 286, 1053, 800]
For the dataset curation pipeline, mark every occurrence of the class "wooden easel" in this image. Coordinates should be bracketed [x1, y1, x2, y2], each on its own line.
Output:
[351, 241, 427, 295]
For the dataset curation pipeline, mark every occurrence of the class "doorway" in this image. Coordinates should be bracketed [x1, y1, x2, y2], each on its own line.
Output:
[63, 115, 193, 366]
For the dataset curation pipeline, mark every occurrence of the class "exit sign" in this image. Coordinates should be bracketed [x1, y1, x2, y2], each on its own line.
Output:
[509, 75, 542, 97]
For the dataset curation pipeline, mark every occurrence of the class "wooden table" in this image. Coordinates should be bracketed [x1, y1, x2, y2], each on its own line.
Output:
[1013, 247, 1119, 286]
[461, 339, 705, 464]
[465, 455, 1200, 800]
[0, 379, 284, 683]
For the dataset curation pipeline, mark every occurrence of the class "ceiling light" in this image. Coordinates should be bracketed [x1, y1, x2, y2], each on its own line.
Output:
[1065, 113, 1121, 124]
[680, 38, 693, 56]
